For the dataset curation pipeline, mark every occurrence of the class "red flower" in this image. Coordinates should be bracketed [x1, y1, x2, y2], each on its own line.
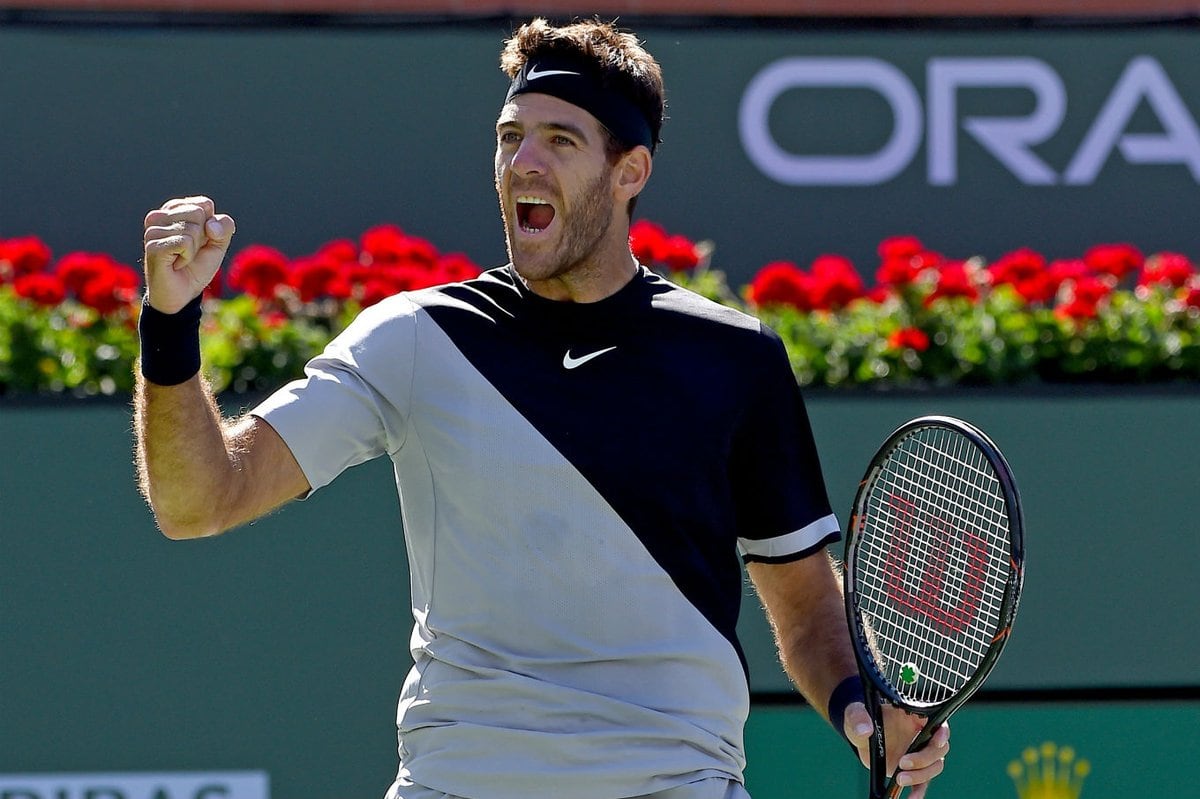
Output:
[360, 225, 407, 263]
[57, 252, 116, 295]
[1183, 286, 1200, 309]
[810, 254, 863, 309]
[875, 236, 940, 287]
[318, 238, 360, 264]
[325, 272, 354, 300]
[337, 261, 375, 293]
[1084, 243, 1143, 279]
[925, 261, 979, 305]
[386, 264, 437, 292]
[888, 327, 930, 352]
[289, 256, 341, 302]
[361, 225, 438, 269]
[876, 257, 920, 287]
[1138, 252, 1194, 289]
[989, 247, 1044, 283]
[1, 236, 53, 280]
[359, 276, 401, 308]
[1073, 275, 1115, 305]
[1048, 258, 1091, 288]
[866, 285, 893, 304]
[1055, 275, 1114, 320]
[992, 259, 1050, 304]
[402, 236, 439, 269]
[877, 235, 925, 263]
[747, 261, 813, 310]
[1016, 273, 1056, 303]
[1055, 299, 1099, 320]
[436, 253, 483, 283]
[988, 248, 1055, 303]
[629, 220, 668, 265]
[13, 272, 66, 306]
[662, 234, 701, 272]
[228, 245, 290, 299]
[79, 263, 140, 314]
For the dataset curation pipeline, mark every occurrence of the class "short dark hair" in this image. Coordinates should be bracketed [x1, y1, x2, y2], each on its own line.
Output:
[499, 17, 666, 160]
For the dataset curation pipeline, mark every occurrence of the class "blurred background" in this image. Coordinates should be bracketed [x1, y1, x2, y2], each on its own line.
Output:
[2, 2, 1198, 798]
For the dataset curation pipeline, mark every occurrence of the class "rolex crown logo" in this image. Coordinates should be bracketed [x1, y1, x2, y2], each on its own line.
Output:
[1008, 742, 1090, 799]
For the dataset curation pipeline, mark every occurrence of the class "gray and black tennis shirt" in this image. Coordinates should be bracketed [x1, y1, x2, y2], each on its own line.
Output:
[252, 264, 840, 799]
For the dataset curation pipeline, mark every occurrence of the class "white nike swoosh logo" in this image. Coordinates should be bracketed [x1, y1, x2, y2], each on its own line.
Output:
[527, 65, 581, 81]
[562, 346, 617, 370]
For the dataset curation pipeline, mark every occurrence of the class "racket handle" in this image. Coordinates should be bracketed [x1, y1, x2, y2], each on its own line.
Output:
[904, 724, 937, 757]
[864, 686, 887, 799]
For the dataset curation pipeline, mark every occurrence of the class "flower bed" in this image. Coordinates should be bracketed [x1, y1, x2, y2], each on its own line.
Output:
[633, 222, 1200, 388]
[2, 221, 1198, 396]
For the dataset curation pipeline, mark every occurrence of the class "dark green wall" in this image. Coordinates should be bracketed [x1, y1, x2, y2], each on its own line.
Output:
[2, 392, 1197, 795]
[3, 22, 1200, 286]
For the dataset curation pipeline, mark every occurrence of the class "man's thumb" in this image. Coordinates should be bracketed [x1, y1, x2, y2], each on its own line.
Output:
[205, 214, 236, 245]
[844, 702, 876, 743]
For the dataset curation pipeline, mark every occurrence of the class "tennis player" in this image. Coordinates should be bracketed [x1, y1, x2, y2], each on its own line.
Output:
[135, 18, 949, 799]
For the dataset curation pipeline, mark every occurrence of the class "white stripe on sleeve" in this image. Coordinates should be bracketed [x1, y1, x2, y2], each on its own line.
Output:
[737, 513, 841, 560]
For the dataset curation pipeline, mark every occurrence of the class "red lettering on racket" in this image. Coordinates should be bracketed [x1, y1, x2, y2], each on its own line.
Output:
[882, 494, 989, 635]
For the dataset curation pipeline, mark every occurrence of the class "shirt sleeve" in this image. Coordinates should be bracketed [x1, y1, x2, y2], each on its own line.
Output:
[732, 326, 840, 563]
[250, 293, 418, 495]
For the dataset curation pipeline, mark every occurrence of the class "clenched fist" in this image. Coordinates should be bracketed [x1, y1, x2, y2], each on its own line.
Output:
[143, 196, 236, 314]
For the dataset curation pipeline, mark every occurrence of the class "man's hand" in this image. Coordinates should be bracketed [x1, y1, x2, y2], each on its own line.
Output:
[143, 195, 235, 314]
[844, 703, 950, 799]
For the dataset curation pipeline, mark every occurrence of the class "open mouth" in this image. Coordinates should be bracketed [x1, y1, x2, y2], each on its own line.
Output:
[515, 196, 556, 234]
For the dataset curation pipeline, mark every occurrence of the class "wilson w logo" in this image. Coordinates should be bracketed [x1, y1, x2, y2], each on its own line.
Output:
[883, 494, 989, 635]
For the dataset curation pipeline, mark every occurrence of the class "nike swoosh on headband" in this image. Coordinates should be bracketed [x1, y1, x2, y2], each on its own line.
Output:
[527, 64, 581, 81]
[562, 346, 617, 370]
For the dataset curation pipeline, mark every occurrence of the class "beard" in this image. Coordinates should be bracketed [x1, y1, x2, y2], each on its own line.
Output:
[498, 165, 616, 284]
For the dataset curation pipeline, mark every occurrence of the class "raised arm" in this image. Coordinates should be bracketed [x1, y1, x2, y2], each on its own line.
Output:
[134, 196, 309, 539]
[747, 553, 950, 797]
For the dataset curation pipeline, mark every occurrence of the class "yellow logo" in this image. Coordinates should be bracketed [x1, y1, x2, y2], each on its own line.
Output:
[1008, 742, 1091, 799]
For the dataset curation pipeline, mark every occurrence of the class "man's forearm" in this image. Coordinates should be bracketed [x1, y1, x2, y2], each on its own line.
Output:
[748, 555, 860, 720]
[777, 584, 859, 721]
[134, 372, 238, 539]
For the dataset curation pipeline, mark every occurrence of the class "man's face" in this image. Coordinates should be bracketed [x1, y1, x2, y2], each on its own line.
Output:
[494, 93, 619, 285]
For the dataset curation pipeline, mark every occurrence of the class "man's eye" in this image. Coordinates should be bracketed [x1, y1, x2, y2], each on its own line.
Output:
[552, 135, 575, 146]
[499, 131, 521, 144]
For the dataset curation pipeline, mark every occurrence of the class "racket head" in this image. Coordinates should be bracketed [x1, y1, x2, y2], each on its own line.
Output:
[844, 415, 1024, 716]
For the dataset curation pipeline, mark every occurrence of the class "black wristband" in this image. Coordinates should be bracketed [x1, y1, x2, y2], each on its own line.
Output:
[138, 295, 203, 386]
[828, 674, 867, 745]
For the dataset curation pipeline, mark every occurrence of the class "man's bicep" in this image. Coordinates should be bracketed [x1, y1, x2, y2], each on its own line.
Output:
[220, 414, 312, 531]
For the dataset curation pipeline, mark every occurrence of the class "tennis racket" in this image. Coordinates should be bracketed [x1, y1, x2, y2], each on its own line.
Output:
[843, 415, 1025, 798]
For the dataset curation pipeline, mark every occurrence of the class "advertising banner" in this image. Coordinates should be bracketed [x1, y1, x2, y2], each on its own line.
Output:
[2, 1, 1198, 17]
[0, 773, 268, 799]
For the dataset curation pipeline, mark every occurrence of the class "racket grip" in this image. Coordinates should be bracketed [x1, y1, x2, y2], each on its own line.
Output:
[904, 724, 937, 758]
[864, 684, 887, 799]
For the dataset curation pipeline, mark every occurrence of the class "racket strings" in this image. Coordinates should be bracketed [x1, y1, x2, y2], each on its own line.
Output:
[853, 427, 1014, 706]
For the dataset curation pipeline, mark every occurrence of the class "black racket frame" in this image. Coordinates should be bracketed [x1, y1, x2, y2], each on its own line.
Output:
[843, 415, 1025, 798]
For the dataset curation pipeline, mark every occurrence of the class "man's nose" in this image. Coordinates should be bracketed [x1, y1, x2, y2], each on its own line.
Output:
[510, 138, 547, 176]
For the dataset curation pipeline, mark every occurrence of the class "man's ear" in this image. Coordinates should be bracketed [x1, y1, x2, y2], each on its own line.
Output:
[614, 145, 653, 202]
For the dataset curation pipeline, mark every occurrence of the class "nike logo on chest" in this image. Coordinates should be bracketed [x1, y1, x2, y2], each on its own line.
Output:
[562, 346, 617, 370]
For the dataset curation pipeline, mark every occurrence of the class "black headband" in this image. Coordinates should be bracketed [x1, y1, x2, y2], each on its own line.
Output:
[505, 55, 656, 152]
